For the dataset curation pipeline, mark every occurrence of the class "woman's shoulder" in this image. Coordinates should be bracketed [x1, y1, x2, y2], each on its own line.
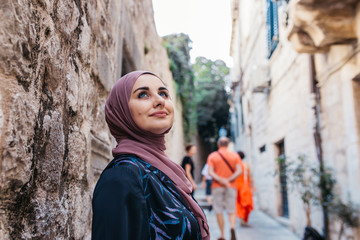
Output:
[182, 155, 189, 161]
[106, 154, 148, 169]
[93, 155, 147, 201]
[182, 155, 192, 163]
[98, 154, 149, 180]
[95, 155, 148, 189]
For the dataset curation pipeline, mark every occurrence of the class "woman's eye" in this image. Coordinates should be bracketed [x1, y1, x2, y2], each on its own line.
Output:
[159, 91, 169, 98]
[138, 92, 148, 98]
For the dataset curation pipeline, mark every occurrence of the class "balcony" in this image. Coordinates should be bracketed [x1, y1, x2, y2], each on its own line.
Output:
[287, 0, 359, 53]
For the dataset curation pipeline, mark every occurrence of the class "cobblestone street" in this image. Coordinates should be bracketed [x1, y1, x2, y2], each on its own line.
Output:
[195, 187, 300, 240]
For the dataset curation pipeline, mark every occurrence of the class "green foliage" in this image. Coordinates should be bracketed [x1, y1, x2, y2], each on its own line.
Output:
[162, 34, 230, 149]
[275, 155, 360, 238]
[330, 200, 359, 228]
[275, 155, 334, 207]
[192, 57, 230, 150]
[162, 34, 196, 141]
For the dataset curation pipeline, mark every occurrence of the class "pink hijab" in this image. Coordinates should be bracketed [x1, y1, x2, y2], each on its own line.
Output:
[105, 71, 209, 239]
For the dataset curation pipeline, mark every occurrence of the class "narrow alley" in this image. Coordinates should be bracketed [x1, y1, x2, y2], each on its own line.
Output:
[196, 187, 300, 240]
[1, 0, 360, 239]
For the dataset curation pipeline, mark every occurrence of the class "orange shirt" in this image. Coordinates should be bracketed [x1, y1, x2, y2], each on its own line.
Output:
[207, 147, 242, 189]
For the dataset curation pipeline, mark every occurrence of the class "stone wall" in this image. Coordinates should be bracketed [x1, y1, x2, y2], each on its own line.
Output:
[0, 0, 183, 239]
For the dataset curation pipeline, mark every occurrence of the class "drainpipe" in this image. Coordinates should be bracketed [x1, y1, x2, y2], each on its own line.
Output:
[309, 54, 329, 239]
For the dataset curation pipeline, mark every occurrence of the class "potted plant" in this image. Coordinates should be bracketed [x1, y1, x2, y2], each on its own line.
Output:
[275, 155, 359, 240]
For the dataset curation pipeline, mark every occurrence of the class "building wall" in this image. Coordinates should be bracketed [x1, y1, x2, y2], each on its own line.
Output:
[315, 44, 360, 204]
[230, 0, 360, 238]
[0, 0, 183, 239]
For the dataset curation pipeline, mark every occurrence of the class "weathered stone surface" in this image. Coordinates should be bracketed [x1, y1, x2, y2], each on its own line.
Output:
[0, 0, 183, 239]
[288, 0, 359, 53]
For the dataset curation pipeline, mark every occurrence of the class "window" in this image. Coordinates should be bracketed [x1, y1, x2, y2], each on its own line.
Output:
[240, 96, 245, 130]
[266, 0, 279, 58]
[259, 145, 266, 153]
[234, 108, 239, 138]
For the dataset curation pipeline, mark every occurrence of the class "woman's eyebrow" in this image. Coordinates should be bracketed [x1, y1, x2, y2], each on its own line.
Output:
[133, 87, 149, 94]
[159, 87, 168, 91]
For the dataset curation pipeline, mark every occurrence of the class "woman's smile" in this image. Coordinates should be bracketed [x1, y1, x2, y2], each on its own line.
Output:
[150, 111, 168, 117]
[128, 74, 174, 134]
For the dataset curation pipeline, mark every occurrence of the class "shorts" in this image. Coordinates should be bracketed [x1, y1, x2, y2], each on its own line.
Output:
[205, 180, 212, 195]
[212, 187, 237, 214]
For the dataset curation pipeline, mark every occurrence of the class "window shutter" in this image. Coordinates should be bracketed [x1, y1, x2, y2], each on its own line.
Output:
[272, 0, 279, 45]
[266, 0, 272, 55]
[266, 0, 279, 58]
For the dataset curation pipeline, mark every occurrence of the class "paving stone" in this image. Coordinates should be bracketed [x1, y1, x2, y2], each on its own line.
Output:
[195, 186, 301, 240]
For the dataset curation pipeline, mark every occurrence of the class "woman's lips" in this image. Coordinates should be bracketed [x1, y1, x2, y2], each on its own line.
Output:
[150, 111, 168, 117]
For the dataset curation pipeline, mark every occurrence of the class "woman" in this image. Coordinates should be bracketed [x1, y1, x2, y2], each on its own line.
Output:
[92, 71, 209, 240]
[181, 144, 197, 196]
[201, 163, 213, 211]
[236, 151, 253, 226]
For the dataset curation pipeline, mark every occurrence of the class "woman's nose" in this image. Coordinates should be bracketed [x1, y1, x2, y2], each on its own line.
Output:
[153, 94, 165, 107]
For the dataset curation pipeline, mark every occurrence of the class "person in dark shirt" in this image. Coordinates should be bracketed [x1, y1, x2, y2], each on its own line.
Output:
[92, 71, 209, 240]
[181, 144, 197, 196]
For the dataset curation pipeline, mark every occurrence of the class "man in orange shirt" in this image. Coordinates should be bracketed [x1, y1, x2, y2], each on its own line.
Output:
[207, 137, 242, 240]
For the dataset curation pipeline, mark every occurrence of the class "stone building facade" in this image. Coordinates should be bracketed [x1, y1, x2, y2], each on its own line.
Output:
[0, 0, 184, 239]
[230, 0, 360, 238]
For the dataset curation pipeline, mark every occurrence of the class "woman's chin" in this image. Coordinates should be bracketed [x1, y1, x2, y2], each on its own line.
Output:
[148, 125, 172, 135]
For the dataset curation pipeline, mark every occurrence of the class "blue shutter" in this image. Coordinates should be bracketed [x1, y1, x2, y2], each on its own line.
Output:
[272, 0, 279, 50]
[266, 0, 279, 58]
[266, 0, 272, 55]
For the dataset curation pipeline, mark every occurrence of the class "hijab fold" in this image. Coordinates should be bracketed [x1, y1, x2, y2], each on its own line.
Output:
[105, 71, 209, 240]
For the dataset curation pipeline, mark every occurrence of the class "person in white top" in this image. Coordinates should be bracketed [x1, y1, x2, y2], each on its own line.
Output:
[201, 163, 213, 211]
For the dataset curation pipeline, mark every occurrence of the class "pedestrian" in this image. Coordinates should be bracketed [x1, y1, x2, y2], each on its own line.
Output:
[201, 163, 213, 211]
[236, 151, 253, 227]
[92, 71, 209, 240]
[207, 137, 242, 240]
[181, 144, 197, 196]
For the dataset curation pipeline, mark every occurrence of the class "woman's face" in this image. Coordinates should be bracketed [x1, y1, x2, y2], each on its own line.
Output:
[129, 74, 174, 134]
[188, 146, 197, 157]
